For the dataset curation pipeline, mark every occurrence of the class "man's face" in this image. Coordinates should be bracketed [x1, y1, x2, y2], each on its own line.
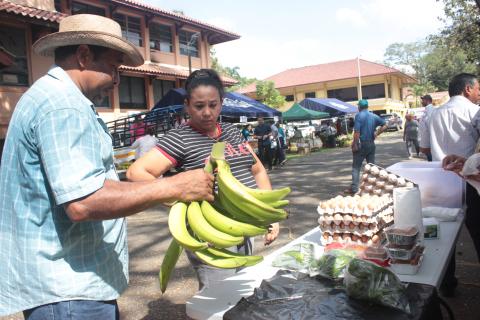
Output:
[420, 98, 428, 107]
[466, 80, 480, 104]
[258, 118, 264, 125]
[83, 47, 124, 104]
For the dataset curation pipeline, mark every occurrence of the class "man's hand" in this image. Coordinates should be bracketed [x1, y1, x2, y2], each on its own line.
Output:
[264, 222, 279, 245]
[170, 169, 215, 202]
[465, 174, 480, 183]
[442, 154, 466, 174]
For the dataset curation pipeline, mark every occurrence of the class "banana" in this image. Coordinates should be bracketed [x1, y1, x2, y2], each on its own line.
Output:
[159, 239, 183, 293]
[205, 247, 264, 267]
[217, 159, 291, 202]
[269, 199, 290, 208]
[201, 201, 267, 237]
[217, 188, 268, 225]
[216, 170, 288, 223]
[247, 187, 291, 202]
[187, 202, 244, 248]
[194, 248, 248, 269]
[168, 202, 208, 251]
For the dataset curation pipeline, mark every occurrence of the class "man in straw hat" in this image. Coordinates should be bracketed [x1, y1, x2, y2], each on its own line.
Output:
[0, 14, 214, 319]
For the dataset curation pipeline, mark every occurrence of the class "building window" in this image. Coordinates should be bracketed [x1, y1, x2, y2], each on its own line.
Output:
[72, 1, 105, 16]
[119, 76, 146, 109]
[153, 79, 175, 103]
[113, 14, 143, 47]
[327, 87, 358, 102]
[179, 30, 199, 57]
[361, 84, 385, 100]
[285, 94, 294, 102]
[149, 23, 173, 52]
[0, 26, 28, 86]
[97, 95, 111, 108]
[305, 92, 316, 98]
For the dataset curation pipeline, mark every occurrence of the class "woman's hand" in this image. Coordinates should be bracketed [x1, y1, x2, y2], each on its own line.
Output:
[264, 223, 279, 245]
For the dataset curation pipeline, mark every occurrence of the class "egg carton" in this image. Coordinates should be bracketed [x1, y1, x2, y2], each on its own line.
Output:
[359, 163, 417, 196]
[320, 230, 386, 246]
[317, 194, 393, 217]
[318, 205, 394, 225]
[319, 215, 393, 236]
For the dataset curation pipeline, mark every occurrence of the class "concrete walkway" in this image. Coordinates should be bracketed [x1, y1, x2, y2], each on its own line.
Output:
[2, 131, 479, 319]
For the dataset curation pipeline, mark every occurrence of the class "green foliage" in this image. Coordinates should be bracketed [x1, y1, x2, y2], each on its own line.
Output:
[255, 80, 286, 109]
[434, 0, 480, 70]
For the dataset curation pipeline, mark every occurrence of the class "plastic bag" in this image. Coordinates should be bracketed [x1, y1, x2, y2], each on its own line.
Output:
[310, 249, 357, 279]
[344, 258, 411, 314]
[272, 243, 315, 272]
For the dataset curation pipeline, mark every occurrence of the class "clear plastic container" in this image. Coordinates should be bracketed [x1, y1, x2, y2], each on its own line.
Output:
[364, 246, 388, 260]
[385, 226, 419, 247]
[386, 243, 420, 260]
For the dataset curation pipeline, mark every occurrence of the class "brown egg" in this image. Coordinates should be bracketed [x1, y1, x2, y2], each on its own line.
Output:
[361, 235, 369, 243]
[339, 222, 345, 229]
[372, 235, 380, 243]
[348, 222, 356, 230]
[323, 233, 329, 240]
[351, 234, 359, 241]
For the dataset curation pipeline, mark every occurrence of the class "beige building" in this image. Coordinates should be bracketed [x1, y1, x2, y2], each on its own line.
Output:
[0, 0, 238, 145]
[238, 58, 416, 116]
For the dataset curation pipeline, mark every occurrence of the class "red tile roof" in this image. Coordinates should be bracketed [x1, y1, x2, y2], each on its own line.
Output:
[111, 0, 240, 45]
[237, 59, 416, 94]
[0, 0, 66, 23]
[120, 63, 237, 85]
[0, 0, 238, 45]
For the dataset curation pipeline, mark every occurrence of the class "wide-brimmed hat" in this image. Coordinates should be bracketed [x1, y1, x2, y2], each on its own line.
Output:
[33, 14, 144, 67]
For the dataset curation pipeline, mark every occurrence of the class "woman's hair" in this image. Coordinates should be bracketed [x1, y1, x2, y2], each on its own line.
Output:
[184, 69, 225, 101]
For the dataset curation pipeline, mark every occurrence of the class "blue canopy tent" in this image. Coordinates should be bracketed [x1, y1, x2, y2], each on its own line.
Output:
[150, 88, 282, 119]
[299, 98, 358, 116]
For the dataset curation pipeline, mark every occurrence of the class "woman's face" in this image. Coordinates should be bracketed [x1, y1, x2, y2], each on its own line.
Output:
[185, 85, 222, 132]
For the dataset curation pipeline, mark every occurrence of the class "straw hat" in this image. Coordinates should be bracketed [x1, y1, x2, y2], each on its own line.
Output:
[33, 14, 144, 67]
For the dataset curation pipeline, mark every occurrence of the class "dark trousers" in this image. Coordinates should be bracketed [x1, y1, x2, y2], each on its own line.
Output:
[441, 183, 480, 291]
[258, 142, 273, 170]
[273, 139, 286, 165]
[466, 183, 480, 260]
[405, 138, 419, 156]
[351, 141, 376, 193]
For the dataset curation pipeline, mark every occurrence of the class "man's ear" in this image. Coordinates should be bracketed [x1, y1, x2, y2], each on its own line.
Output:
[75, 45, 92, 70]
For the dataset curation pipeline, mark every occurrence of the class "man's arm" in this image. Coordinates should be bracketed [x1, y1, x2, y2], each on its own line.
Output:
[64, 170, 214, 222]
[374, 124, 387, 139]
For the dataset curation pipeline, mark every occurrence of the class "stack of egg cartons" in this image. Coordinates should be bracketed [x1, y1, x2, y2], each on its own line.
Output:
[317, 194, 394, 245]
[360, 163, 415, 196]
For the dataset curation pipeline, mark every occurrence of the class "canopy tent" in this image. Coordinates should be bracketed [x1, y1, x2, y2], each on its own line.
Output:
[282, 103, 329, 121]
[299, 98, 358, 116]
[151, 88, 282, 118]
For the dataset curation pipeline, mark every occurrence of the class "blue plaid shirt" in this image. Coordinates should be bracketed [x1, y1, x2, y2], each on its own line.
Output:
[0, 66, 128, 315]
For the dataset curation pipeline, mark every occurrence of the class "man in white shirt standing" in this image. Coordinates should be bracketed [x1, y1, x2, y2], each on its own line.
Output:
[419, 73, 480, 297]
[418, 94, 434, 161]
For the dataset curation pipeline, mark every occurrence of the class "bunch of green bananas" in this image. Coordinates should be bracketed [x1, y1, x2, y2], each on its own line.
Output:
[159, 142, 291, 293]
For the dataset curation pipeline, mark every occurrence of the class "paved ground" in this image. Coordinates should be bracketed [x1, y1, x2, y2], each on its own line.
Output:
[2, 131, 479, 319]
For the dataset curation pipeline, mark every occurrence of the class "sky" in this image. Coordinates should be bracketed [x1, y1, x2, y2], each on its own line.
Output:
[144, 0, 446, 79]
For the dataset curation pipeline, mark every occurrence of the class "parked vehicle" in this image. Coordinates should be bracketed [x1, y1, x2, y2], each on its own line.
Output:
[380, 113, 403, 131]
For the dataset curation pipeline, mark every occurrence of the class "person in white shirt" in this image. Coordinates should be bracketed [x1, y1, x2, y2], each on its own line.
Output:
[131, 127, 158, 160]
[418, 94, 434, 161]
[419, 73, 480, 297]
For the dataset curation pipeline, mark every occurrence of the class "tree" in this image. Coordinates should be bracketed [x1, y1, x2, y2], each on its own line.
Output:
[255, 80, 286, 109]
[383, 39, 476, 92]
[434, 0, 480, 71]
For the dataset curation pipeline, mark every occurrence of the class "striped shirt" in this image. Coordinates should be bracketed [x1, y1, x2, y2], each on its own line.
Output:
[0, 66, 127, 316]
[157, 122, 257, 188]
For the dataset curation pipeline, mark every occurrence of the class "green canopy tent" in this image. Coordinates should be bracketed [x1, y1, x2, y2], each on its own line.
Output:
[282, 103, 330, 121]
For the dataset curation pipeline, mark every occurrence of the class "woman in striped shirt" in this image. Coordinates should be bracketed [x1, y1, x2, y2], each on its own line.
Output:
[127, 69, 279, 290]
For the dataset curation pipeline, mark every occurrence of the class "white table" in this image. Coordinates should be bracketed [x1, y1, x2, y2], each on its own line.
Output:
[186, 214, 465, 320]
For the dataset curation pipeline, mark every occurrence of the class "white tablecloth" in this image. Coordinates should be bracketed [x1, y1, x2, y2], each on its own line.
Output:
[186, 214, 465, 320]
